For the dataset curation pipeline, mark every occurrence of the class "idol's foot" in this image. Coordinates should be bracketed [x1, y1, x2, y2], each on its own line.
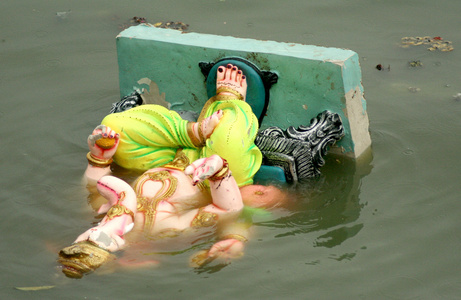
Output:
[189, 110, 224, 147]
[58, 241, 115, 279]
[216, 64, 248, 101]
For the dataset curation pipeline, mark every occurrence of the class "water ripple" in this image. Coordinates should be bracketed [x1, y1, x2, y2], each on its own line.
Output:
[44, 59, 62, 69]
[435, 280, 461, 299]
[372, 181, 437, 221]
[379, 276, 426, 299]
[14, 183, 56, 206]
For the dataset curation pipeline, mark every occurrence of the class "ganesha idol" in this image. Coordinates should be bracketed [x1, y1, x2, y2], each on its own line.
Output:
[58, 60, 344, 278]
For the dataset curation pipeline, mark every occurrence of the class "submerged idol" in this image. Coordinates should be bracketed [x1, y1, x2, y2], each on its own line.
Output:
[58, 64, 287, 278]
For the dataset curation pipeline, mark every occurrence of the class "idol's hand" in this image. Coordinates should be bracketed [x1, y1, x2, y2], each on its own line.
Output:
[184, 155, 225, 185]
[208, 238, 244, 259]
[87, 125, 120, 160]
[188, 238, 244, 268]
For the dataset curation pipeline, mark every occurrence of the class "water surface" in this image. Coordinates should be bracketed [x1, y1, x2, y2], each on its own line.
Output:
[1, 0, 460, 299]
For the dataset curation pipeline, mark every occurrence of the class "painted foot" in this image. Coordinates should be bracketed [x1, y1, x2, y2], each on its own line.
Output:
[216, 64, 248, 101]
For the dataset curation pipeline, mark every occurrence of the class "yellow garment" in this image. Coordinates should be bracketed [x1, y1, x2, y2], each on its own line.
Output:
[198, 97, 262, 186]
[101, 98, 262, 186]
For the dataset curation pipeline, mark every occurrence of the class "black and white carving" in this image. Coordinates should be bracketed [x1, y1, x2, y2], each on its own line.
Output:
[109, 91, 143, 113]
[255, 111, 345, 182]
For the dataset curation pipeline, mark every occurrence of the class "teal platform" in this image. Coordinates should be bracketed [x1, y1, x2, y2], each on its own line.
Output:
[116, 24, 371, 158]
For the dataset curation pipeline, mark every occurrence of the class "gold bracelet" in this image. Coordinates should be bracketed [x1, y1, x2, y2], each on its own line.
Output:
[87, 152, 113, 168]
[220, 233, 248, 243]
[105, 191, 135, 221]
[106, 204, 135, 221]
[208, 159, 231, 181]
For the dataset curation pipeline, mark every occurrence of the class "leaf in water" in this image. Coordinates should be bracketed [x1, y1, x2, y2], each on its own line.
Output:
[15, 285, 55, 291]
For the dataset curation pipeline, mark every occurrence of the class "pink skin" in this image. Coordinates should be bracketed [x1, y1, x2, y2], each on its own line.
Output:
[240, 185, 288, 209]
[193, 184, 288, 264]
[185, 155, 243, 213]
[190, 63, 248, 143]
[88, 125, 120, 160]
[77, 153, 244, 255]
[75, 176, 137, 252]
[208, 238, 244, 259]
[74, 64, 283, 268]
[85, 125, 120, 183]
[185, 155, 225, 185]
[216, 64, 248, 101]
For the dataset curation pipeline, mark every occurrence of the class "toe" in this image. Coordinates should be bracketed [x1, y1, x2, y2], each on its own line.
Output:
[236, 70, 243, 85]
[225, 64, 233, 80]
[217, 66, 225, 81]
[230, 66, 238, 81]
[241, 74, 247, 90]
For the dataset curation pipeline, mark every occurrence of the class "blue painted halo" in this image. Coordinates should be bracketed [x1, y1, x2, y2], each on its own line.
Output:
[206, 58, 267, 122]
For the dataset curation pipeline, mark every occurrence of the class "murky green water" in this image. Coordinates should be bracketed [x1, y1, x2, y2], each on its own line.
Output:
[1, 0, 461, 299]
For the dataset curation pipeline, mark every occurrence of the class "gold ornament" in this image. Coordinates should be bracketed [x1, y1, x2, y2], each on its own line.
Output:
[191, 207, 218, 228]
[86, 152, 112, 168]
[58, 241, 115, 279]
[95, 137, 116, 149]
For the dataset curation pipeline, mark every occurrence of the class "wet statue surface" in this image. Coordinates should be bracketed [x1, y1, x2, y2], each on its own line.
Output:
[58, 61, 344, 279]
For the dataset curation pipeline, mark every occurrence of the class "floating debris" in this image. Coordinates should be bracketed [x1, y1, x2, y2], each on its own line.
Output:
[56, 10, 71, 19]
[153, 21, 189, 32]
[408, 60, 423, 68]
[132, 16, 147, 24]
[376, 64, 390, 71]
[15, 285, 55, 291]
[118, 16, 148, 30]
[408, 87, 421, 93]
[453, 93, 461, 102]
[401, 36, 454, 52]
[119, 17, 188, 32]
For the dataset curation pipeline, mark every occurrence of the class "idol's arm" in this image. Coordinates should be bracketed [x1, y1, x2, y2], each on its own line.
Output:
[185, 155, 249, 267]
[185, 155, 244, 215]
[84, 125, 120, 184]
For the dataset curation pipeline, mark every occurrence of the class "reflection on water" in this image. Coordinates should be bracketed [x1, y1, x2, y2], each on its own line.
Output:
[2, 0, 461, 299]
[253, 154, 372, 250]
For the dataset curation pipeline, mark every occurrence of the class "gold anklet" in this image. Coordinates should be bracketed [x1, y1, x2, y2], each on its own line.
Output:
[87, 152, 113, 168]
[216, 86, 244, 101]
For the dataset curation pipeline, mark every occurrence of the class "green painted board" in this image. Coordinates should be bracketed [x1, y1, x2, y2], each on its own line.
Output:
[116, 24, 371, 158]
